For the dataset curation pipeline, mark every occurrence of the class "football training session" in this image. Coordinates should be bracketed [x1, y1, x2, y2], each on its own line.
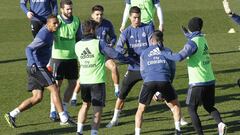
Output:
[0, 0, 239, 135]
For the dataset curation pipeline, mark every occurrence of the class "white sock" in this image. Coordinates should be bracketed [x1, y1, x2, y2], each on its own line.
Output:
[135, 128, 141, 135]
[175, 121, 181, 131]
[59, 111, 68, 123]
[91, 129, 98, 135]
[114, 84, 119, 91]
[63, 101, 68, 112]
[9, 108, 20, 118]
[77, 123, 84, 133]
[112, 109, 121, 122]
[71, 92, 78, 100]
[50, 102, 56, 112]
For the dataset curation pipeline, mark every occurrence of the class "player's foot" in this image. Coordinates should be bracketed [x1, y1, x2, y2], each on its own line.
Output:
[180, 118, 188, 126]
[4, 113, 17, 128]
[76, 132, 83, 135]
[218, 122, 227, 135]
[71, 99, 77, 106]
[175, 130, 182, 135]
[49, 111, 59, 122]
[60, 118, 77, 127]
[106, 120, 118, 128]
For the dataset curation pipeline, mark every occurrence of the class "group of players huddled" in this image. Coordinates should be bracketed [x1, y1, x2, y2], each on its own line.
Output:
[6, 0, 240, 135]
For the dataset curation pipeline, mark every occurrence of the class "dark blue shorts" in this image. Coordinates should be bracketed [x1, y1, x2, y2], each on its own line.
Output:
[27, 67, 55, 91]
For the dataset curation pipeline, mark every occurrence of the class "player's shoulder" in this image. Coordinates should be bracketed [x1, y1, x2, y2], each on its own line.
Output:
[37, 26, 49, 38]
[163, 47, 172, 52]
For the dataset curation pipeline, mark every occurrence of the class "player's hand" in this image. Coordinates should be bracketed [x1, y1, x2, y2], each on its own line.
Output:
[119, 25, 125, 33]
[30, 63, 38, 74]
[223, 0, 232, 14]
[27, 12, 34, 19]
[181, 26, 188, 34]
[159, 24, 164, 32]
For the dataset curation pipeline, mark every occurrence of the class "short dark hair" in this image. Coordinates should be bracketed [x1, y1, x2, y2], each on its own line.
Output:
[92, 5, 104, 13]
[60, 0, 72, 8]
[47, 14, 57, 22]
[129, 6, 141, 15]
[82, 19, 99, 37]
[152, 30, 163, 42]
[188, 17, 203, 32]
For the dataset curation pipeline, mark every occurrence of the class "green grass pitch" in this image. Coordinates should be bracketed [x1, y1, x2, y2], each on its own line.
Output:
[0, 0, 239, 134]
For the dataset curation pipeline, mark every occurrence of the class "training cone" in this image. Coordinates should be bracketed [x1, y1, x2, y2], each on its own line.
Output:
[228, 28, 236, 33]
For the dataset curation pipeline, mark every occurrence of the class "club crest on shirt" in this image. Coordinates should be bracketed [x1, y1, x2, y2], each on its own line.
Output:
[142, 32, 146, 37]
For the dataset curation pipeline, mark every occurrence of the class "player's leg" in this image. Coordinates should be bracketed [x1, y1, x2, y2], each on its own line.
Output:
[105, 59, 120, 96]
[47, 84, 76, 126]
[5, 89, 43, 128]
[106, 71, 142, 128]
[77, 84, 91, 134]
[161, 82, 181, 134]
[202, 84, 227, 135]
[62, 79, 76, 110]
[165, 99, 182, 134]
[90, 83, 105, 135]
[49, 59, 64, 121]
[71, 79, 81, 106]
[77, 101, 91, 135]
[135, 103, 146, 135]
[91, 106, 103, 135]
[186, 86, 204, 135]
[62, 59, 78, 111]
[135, 82, 154, 135]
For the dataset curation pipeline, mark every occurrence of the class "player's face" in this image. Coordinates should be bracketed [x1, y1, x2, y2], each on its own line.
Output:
[47, 18, 59, 32]
[91, 11, 103, 23]
[150, 36, 157, 45]
[61, 4, 73, 18]
[129, 13, 141, 27]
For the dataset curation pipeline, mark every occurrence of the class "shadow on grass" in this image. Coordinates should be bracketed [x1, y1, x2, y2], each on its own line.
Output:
[0, 58, 26, 64]
[18, 124, 92, 135]
[210, 50, 240, 55]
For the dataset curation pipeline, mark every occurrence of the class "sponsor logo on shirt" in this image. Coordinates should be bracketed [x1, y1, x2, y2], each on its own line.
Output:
[32, 0, 46, 3]
[148, 47, 161, 57]
[80, 47, 94, 59]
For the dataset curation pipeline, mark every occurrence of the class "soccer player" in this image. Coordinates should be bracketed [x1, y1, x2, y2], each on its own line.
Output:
[4, 15, 75, 128]
[106, 6, 154, 128]
[120, 0, 163, 32]
[70, 5, 119, 106]
[49, 0, 81, 121]
[222, 0, 240, 87]
[163, 17, 227, 135]
[20, 0, 58, 37]
[75, 19, 133, 135]
[135, 30, 182, 135]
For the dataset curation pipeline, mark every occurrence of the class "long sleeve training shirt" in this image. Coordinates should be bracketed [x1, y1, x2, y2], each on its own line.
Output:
[115, 23, 154, 70]
[26, 25, 54, 67]
[20, 0, 58, 22]
[140, 44, 175, 83]
[96, 19, 117, 47]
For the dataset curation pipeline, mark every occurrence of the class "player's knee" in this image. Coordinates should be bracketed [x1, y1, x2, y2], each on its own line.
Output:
[32, 95, 43, 104]
[82, 102, 91, 110]
[203, 104, 215, 113]
[171, 105, 180, 114]
[109, 62, 117, 72]
[137, 104, 146, 113]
